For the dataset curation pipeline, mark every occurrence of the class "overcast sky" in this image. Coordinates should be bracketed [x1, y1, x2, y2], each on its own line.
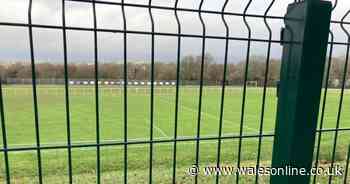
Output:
[0, 0, 349, 63]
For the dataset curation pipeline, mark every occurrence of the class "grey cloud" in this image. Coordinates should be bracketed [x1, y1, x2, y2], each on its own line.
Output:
[0, 0, 349, 63]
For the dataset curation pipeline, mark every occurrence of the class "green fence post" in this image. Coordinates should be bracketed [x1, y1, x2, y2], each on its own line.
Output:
[270, 1, 332, 184]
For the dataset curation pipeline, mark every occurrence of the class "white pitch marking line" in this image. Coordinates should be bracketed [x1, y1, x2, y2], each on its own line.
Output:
[143, 118, 168, 137]
[158, 97, 258, 133]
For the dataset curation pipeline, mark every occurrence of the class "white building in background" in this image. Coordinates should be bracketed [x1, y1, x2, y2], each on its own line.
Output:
[332, 79, 340, 87]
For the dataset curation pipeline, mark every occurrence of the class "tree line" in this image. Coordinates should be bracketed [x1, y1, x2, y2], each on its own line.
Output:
[0, 54, 348, 86]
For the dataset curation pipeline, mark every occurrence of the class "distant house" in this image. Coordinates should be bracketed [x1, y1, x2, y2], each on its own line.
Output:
[332, 79, 340, 88]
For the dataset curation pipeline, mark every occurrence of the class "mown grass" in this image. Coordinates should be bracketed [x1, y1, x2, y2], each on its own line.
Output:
[0, 86, 349, 183]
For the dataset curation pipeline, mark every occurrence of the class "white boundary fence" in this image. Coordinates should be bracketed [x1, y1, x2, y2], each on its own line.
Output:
[4, 78, 179, 86]
[3, 78, 254, 86]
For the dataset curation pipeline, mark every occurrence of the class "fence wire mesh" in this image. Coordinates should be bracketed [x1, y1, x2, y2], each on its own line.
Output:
[0, 0, 349, 183]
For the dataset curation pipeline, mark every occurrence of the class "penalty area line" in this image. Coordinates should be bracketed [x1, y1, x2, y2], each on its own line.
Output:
[158, 97, 258, 133]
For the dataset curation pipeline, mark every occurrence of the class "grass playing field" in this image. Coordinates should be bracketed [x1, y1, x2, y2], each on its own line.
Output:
[0, 85, 349, 183]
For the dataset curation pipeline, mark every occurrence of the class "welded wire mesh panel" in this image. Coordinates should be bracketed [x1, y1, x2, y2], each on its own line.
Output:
[0, 0, 349, 183]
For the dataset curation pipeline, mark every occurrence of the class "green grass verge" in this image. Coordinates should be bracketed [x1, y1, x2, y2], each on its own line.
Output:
[0, 86, 349, 183]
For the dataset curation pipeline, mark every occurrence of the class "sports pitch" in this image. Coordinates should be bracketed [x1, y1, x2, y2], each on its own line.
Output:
[0, 85, 349, 183]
